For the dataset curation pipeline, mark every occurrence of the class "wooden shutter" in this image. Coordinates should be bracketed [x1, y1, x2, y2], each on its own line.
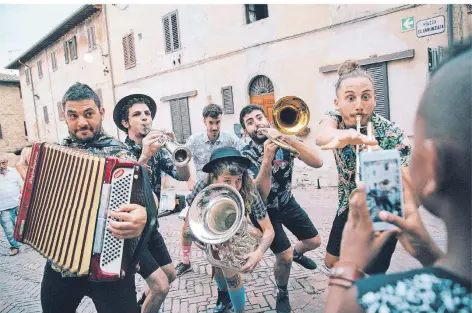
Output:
[25, 69, 31, 85]
[123, 33, 136, 70]
[363, 63, 390, 119]
[170, 12, 180, 50]
[170, 99, 183, 143]
[70, 36, 78, 60]
[221, 86, 234, 114]
[179, 98, 191, 142]
[163, 15, 172, 53]
[57, 101, 65, 121]
[43, 106, 49, 124]
[64, 41, 69, 64]
[37, 60, 43, 79]
[87, 25, 96, 50]
[128, 33, 136, 68]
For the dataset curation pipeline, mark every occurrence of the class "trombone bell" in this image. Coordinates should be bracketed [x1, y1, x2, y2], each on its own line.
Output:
[273, 96, 310, 135]
[163, 141, 191, 167]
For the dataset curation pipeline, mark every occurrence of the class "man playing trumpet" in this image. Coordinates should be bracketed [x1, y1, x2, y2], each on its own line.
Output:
[239, 104, 324, 313]
[114, 93, 191, 313]
[186, 146, 275, 313]
[316, 60, 412, 275]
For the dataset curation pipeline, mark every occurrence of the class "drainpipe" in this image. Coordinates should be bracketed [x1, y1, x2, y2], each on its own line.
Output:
[19, 60, 41, 141]
[103, 4, 120, 140]
[447, 4, 454, 47]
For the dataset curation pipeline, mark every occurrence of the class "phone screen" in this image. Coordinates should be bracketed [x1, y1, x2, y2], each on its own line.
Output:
[362, 156, 403, 225]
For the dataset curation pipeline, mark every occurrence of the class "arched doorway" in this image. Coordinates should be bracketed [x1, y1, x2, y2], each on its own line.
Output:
[249, 75, 275, 124]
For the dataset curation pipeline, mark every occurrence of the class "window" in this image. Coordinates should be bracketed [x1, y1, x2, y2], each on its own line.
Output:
[25, 68, 31, 85]
[221, 86, 234, 114]
[37, 60, 43, 79]
[64, 41, 69, 64]
[170, 98, 191, 143]
[51, 51, 58, 71]
[122, 32, 136, 69]
[163, 11, 181, 53]
[57, 101, 65, 121]
[245, 4, 269, 24]
[64, 36, 77, 64]
[362, 62, 390, 119]
[43, 106, 49, 124]
[24, 121, 28, 137]
[87, 25, 97, 51]
[0, 124, 3, 139]
[68, 36, 78, 60]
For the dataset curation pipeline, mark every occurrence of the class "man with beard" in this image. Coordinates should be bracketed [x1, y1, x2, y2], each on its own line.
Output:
[38, 83, 148, 313]
[315, 60, 411, 275]
[239, 104, 323, 313]
[113, 94, 191, 313]
[175, 103, 245, 282]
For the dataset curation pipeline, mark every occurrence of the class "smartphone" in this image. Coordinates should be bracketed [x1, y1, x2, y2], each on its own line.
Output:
[360, 150, 404, 231]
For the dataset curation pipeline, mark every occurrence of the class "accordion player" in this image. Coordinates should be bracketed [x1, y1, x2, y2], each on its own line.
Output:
[14, 142, 157, 282]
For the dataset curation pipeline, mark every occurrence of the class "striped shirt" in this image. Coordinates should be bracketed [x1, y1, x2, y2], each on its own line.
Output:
[0, 167, 23, 211]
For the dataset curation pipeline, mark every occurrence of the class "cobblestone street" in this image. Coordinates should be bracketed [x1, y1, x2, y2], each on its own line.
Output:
[0, 187, 446, 313]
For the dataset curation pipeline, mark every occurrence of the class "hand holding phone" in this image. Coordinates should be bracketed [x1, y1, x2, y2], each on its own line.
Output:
[360, 149, 404, 231]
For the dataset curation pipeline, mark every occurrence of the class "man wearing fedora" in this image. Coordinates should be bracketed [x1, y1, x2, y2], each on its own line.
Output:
[114, 93, 191, 313]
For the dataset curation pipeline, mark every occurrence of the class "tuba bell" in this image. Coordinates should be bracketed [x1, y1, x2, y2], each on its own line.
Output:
[145, 126, 192, 167]
[188, 183, 262, 272]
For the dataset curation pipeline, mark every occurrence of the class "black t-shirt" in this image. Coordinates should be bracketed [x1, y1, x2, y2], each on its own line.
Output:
[356, 267, 471, 312]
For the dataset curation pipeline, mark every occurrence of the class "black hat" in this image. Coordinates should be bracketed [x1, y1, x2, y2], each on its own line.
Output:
[113, 94, 157, 132]
[202, 147, 253, 173]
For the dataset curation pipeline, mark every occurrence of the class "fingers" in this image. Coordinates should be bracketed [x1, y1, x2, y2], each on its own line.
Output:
[116, 204, 144, 213]
[378, 210, 408, 230]
[372, 230, 397, 252]
[348, 183, 367, 220]
[360, 135, 379, 146]
[108, 222, 138, 239]
[320, 138, 341, 150]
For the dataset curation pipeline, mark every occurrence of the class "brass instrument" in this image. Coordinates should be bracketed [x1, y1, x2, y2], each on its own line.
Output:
[355, 115, 373, 185]
[188, 184, 262, 272]
[145, 126, 192, 167]
[258, 96, 310, 158]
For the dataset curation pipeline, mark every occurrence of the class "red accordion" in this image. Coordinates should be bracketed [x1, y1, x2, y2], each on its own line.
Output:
[14, 142, 156, 281]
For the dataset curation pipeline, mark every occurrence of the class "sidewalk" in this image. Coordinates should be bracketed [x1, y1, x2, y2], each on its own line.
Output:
[0, 187, 446, 313]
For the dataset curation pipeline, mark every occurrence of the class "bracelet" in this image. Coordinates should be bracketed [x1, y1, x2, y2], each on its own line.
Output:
[329, 261, 366, 282]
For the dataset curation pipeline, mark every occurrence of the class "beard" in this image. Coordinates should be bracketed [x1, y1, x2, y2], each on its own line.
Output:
[69, 123, 103, 143]
[248, 128, 269, 145]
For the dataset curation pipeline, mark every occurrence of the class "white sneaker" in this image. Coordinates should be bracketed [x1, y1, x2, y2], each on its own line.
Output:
[179, 206, 189, 220]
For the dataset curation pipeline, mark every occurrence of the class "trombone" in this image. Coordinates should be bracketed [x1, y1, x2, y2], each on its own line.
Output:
[355, 115, 373, 185]
[257, 96, 310, 158]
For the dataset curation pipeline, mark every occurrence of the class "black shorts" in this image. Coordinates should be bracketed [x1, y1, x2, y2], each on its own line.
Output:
[137, 229, 173, 279]
[326, 209, 398, 275]
[41, 264, 138, 313]
[252, 196, 319, 254]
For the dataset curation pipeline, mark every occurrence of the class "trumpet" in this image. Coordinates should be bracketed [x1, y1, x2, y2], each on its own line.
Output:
[257, 96, 310, 158]
[144, 126, 192, 167]
[355, 115, 373, 185]
[188, 183, 262, 272]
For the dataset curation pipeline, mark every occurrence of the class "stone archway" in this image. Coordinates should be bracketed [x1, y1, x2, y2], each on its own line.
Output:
[249, 75, 275, 124]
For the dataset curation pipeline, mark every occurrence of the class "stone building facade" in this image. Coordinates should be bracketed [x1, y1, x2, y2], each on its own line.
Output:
[0, 74, 27, 154]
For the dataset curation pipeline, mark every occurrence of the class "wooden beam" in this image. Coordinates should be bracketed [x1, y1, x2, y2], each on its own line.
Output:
[319, 49, 415, 73]
[160, 90, 198, 102]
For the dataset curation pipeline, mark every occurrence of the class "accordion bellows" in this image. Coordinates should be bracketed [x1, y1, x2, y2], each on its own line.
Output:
[14, 143, 156, 281]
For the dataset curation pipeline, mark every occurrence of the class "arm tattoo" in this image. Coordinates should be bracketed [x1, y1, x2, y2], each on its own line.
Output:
[225, 274, 241, 289]
[257, 232, 273, 255]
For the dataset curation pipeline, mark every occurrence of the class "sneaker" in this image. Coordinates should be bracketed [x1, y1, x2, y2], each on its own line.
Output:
[213, 289, 232, 313]
[276, 288, 291, 313]
[293, 253, 317, 270]
[10, 248, 19, 256]
[175, 262, 192, 276]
